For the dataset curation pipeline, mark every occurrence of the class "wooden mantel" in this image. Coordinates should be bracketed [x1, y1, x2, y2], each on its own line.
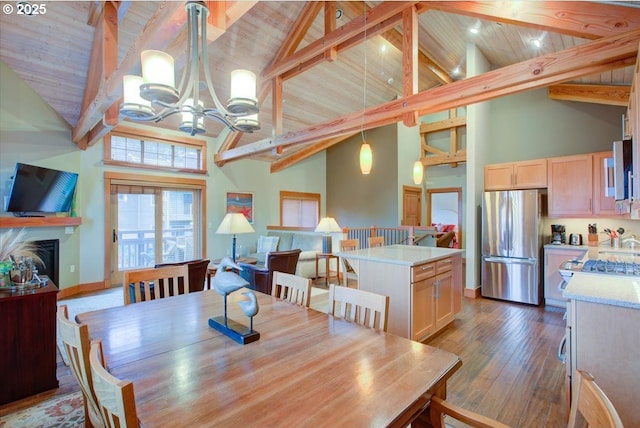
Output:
[0, 217, 82, 229]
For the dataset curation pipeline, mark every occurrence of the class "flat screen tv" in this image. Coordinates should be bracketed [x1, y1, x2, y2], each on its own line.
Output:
[5, 163, 78, 215]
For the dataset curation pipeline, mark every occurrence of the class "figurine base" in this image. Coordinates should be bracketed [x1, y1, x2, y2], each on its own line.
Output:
[208, 316, 260, 345]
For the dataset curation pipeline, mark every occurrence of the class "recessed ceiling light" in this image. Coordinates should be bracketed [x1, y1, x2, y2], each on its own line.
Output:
[453, 67, 461, 76]
[532, 38, 543, 48]
[380, 44, 387, 53]
[469, 28, 479, 35]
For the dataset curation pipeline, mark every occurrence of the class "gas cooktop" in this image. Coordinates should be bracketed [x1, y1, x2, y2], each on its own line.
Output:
[581, 259, 640, 277]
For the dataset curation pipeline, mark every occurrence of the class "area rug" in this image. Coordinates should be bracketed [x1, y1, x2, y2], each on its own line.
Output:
[0, 391, 84, 428]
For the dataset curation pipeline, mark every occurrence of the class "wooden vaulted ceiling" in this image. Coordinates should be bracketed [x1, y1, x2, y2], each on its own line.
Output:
[1, 1, 639, 172]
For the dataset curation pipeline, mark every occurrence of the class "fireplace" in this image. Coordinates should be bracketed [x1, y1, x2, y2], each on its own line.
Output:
[33, 239, 59, 286]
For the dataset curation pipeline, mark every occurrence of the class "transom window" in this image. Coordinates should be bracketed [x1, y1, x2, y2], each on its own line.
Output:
[105, 128, 207, 174]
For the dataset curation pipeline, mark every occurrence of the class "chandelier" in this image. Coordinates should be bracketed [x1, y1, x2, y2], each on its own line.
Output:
[120, 1, 259, 136]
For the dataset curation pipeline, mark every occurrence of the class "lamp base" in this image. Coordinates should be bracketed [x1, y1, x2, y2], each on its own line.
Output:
[208, 316, 260, 345]
[322, 235, 332, 254]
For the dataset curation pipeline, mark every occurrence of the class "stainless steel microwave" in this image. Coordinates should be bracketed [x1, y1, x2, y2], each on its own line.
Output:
[613, 139, 633, 201]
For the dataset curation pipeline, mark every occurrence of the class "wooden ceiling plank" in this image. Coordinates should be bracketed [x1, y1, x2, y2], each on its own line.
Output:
[548, 83, 631, 106]
[270, 133, 357, 173]
[261, 1, 418, 81]
[421, 1, 640, 39]
[402, 5, 419, 127]
[72, 1, 186, 144]
[215, 28, 640, 163]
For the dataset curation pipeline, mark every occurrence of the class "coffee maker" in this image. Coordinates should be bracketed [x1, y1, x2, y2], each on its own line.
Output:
[551, 224, 566, 244]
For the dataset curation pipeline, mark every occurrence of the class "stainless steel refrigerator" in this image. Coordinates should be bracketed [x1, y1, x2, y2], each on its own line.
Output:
[481, 190, 542, 305]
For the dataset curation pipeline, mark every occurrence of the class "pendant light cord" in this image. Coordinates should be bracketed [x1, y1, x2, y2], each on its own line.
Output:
[361, 0, 367, 143]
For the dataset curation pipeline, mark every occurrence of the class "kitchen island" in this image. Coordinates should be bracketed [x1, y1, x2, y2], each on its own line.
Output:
[563, 272, 640, 426]
[340, 245, 463, 341]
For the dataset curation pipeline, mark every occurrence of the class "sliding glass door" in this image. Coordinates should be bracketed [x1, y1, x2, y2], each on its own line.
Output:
[109, 183, 202, 286]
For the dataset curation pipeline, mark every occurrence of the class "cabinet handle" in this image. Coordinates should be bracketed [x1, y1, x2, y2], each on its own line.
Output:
[435, 279, 440, 299]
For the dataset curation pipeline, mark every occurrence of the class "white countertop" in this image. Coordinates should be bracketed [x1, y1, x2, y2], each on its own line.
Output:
[543, 243, 589, 251]
[564, 272, 640, 309]
[338, 244, 462, 266]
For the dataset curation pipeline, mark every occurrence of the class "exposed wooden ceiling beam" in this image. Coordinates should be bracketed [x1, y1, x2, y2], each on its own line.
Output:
[340, 1, 451, 85]
[420, 1, 640, 39]
[270, 133, 357, 173]
[548, 83, 631, 106]
[261, 1, 418, 81]
[214, 28, 640, 164]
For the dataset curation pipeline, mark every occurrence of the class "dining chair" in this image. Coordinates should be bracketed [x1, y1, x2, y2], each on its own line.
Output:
[271, 271, 312, 307]
[327, 284, 389, 331]
[429, 396, 510, 428]
[239, 249, 301, 295]
[123, 264, 189, 305]
[339, 239, 359, 287]
[567, 370, 623, 428]
[154, 258, 210, 292]
[57, 305, 104, 428]
[368, 236, 384, 248]
[89, 339, 139, 427]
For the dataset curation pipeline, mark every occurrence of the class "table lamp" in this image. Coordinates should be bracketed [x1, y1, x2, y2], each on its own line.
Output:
[216, 213, 255, 262]
[315, 217, 342, 254]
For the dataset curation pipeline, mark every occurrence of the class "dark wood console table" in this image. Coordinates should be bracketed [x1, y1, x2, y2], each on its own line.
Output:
[0, 279, 59, 405]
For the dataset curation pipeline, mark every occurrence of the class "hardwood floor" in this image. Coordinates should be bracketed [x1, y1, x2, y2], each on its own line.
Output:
[1, 288, 568, 427]
[426, 297, 567, 427]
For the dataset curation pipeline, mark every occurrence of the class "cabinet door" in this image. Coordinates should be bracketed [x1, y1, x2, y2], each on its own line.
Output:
[593, 151, 627, 217]
[543, 248, 587, 308]
[435, 270, 454, 329]
[514, 159, 547, 188]
[485, 164, 513, 190]
[548, 155, 593, 217]
[411, 277, 436, 341]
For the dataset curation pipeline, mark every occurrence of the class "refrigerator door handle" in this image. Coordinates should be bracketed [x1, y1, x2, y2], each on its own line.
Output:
[483, 256, 536, 265]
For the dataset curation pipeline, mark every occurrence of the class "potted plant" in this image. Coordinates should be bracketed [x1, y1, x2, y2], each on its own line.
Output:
[0, 229, 43, 287]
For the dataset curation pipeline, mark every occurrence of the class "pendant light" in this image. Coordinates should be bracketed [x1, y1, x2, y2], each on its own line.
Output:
[358, 1, 372, 175]
[412, 160, 423, 184]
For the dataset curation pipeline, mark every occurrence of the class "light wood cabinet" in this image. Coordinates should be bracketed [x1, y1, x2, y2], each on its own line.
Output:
[569, 300, 640, 426]
[411, 257, 455, 342]
[484, 159, 547, 190]
[547, 154, 594, 217]
[543, 247, 586, 308]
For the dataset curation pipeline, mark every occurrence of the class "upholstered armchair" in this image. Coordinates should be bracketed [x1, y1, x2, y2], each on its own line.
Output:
[238, 249, 301, 295]
[154, 258, 210, 292]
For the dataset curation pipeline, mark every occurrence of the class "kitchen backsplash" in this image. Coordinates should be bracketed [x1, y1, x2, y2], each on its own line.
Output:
[541, 217, 638, 246]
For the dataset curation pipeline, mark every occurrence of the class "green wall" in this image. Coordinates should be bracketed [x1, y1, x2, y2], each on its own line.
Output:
[326, 124, 398, 228]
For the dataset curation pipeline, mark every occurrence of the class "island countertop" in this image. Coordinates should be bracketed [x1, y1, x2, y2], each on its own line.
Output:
[339, 244, 463, 266]
[563, 272, 640, 310]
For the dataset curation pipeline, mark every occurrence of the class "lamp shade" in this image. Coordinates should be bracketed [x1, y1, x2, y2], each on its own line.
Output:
[141, 50, 175, 88]
[229, 69, 257, 102]
[359, 142, 372, 174]
[315, 217, 342, 233]
[413, 160, 424, 184]
[216, 213, 255, 235]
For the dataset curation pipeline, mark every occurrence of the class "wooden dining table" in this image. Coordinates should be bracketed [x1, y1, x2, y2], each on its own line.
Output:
[77, 289, 461, 427]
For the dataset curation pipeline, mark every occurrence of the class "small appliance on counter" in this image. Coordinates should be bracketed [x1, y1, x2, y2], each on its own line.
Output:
[551, 224, 566, 245]
[569, 233, 583, 246]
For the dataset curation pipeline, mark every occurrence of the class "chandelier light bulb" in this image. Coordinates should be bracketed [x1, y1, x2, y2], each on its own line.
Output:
[360, 142, 372, 175]
[413, 160, 423, 184]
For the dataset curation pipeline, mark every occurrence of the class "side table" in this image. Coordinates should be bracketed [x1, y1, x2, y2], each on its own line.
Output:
[207, 257, 258, 289]
[315, 253, 339, 287]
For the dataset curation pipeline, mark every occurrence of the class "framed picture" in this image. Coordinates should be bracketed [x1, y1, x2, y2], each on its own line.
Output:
[226, 192, 254, 223]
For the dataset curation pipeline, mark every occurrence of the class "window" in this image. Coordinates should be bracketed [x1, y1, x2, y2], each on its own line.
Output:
[105, 172, 206, 287]
[105, 127, 207, 174]
[280, 191, 320, 228]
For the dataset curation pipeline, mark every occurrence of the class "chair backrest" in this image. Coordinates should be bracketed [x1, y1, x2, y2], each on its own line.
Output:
[328, 284, 389, 331]
[429, 396, 510, 428]
[436, 231, 456, 248]
[339, 239, 359, 287]
[57, 305, 104, 428]
[155, 258, 210, 292]
[89, 339, 139, 427]
[368, 236, 384, 248]
[340, 239, 358, 253]
[271, 271, 312, 307]
[567, 370, 623, 428]
[123, 264, 189, 305]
